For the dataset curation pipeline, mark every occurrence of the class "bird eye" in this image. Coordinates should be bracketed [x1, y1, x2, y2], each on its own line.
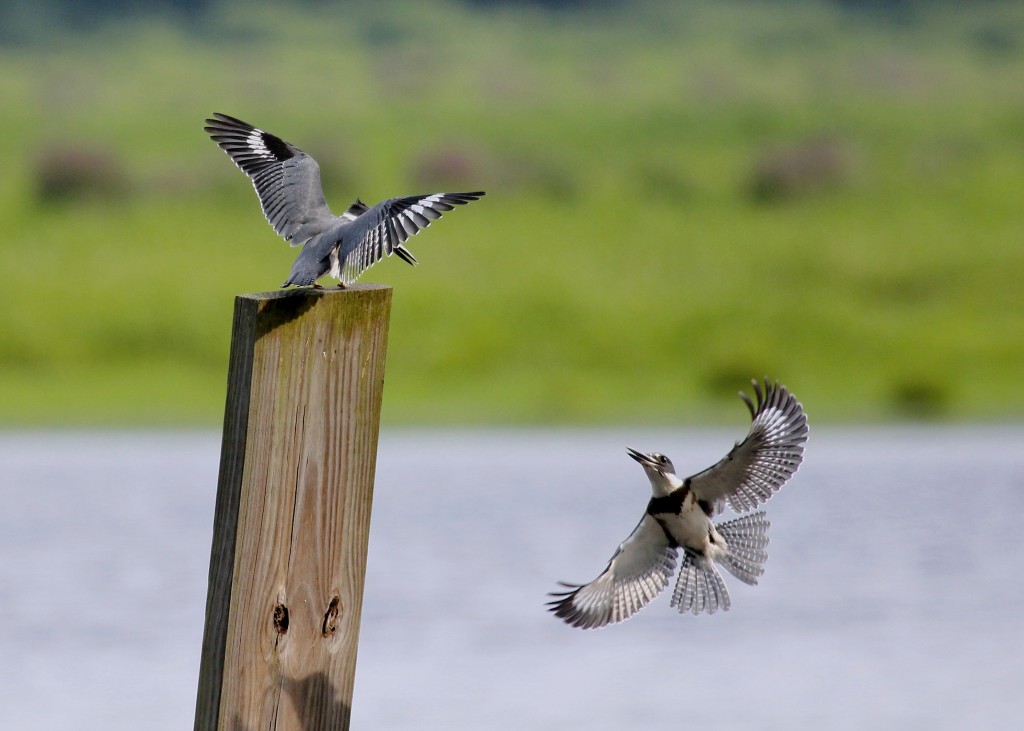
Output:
[658, 455, 668, 464]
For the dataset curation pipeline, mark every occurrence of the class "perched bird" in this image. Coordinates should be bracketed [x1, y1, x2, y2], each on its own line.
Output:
[548, 379, 808, 629]
[204, 113, 484, 288]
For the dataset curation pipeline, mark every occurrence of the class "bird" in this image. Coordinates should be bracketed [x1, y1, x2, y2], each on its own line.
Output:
[204, 113, 484, 288]
[547, 379, 808, 629]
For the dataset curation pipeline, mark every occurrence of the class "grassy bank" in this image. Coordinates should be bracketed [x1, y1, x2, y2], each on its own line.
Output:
[1, 1, 1022, 425]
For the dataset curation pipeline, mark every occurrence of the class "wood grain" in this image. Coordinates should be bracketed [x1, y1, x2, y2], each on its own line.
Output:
[194, 285, 392, 731]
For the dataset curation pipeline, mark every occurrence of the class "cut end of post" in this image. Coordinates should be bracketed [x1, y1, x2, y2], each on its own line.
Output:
[235, 284, 393, 340]
[237, 282, 392, 302]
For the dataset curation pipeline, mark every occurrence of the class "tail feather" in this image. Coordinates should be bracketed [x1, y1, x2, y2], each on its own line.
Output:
[670, 552, 730, 615]
[716, 511, 770, 586]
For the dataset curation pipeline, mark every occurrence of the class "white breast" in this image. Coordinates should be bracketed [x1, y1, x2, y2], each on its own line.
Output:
[660, 493, 715, 552]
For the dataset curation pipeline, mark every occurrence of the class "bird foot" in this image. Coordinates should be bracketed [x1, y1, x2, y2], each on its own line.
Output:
[312, 283, 323, 290]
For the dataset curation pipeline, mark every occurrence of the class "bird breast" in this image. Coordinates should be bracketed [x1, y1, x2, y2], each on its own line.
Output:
[657, 493, 716, 553]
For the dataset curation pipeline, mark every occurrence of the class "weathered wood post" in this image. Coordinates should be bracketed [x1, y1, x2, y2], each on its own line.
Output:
[194, 285, 392, 731]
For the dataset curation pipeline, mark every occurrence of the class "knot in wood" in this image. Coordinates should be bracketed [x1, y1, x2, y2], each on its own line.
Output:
[272, 603, 289, 634]
[322, 596, 342, 637]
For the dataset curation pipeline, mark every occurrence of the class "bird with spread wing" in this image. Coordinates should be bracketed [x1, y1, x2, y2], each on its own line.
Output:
[548, 379, 808, 629]
[205, 113, 484, 288]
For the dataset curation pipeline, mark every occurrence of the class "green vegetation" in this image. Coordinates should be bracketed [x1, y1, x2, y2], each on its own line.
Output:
[1, 0, 1022, 425]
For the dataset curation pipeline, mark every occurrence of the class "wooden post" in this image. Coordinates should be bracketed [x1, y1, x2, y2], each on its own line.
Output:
[194, 285, 392, 731]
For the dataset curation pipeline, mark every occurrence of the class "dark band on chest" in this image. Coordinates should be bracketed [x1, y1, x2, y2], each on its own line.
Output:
[646, 479, 716, 521]
[646, 480, 690, 516]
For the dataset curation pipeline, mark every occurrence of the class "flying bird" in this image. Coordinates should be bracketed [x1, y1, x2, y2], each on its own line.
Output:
[204, 113, 484, 288]
[548, 379, 808, 629]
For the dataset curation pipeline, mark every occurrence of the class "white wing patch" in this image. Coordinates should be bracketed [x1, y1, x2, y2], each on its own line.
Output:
[245, 128, 274, 160]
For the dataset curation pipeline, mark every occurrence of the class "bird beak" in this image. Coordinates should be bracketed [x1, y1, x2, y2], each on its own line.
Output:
[626, 447, 655, 467]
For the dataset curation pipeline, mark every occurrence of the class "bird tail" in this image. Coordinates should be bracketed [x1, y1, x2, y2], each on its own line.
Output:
[714, 511, 770, 586]
[670, 552, 730, 615]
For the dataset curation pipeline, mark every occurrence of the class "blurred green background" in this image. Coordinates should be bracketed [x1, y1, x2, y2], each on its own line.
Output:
[1, 0, 1021, 426]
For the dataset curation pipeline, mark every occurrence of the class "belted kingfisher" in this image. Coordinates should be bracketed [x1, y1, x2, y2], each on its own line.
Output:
[204, 113, 484, 288]
[548, 379, 808, 629]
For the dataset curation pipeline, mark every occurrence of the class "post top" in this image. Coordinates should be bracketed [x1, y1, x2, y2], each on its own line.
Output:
[237, 283, 392, 302]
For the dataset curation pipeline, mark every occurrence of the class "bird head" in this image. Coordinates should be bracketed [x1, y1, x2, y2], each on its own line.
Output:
[626, 448, 683, 495]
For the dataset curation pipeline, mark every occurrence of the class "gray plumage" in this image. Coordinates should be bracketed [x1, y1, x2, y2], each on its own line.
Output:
[548, 380, 808, 629]
[204, 113, 484, 287]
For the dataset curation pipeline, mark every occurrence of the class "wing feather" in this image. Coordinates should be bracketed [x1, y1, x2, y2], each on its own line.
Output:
[688, 379, 808, 514]
[547, 514, 677, 630]
[204, 112, 334, 247]
[337, 191, 484, 285]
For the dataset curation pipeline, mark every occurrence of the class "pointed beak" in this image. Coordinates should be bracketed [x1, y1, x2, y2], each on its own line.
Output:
[626, 447, 655, 467]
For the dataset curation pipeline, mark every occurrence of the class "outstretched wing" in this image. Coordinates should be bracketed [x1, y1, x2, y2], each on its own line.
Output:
[339, 192, 484, 285]
[688, 379, 808, 514]
[547, 514, 677, 630]
[204, 112, 334, 247]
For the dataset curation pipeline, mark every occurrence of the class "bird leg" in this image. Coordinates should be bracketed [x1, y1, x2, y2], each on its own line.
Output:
[336, 283, 346, 290]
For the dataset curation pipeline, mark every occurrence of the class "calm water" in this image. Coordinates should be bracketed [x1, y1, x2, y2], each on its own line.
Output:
[2, 427, 1022, 730]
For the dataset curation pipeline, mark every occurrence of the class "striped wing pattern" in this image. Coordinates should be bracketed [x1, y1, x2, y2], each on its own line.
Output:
[204, 112, 332, 247]
[689, 379, 808, 514]
[547, 514, 678, 630]
[340, 192, 485, 285]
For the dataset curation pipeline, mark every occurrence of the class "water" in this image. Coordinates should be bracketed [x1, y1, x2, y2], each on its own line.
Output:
[2, 427, 1022, 730]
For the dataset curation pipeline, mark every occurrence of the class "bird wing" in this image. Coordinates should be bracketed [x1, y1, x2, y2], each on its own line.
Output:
[204, 112, 334, 247]
[688, 379, 808, 514]
[547, 513, 677, 630]
[338, 191, 484, 285]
